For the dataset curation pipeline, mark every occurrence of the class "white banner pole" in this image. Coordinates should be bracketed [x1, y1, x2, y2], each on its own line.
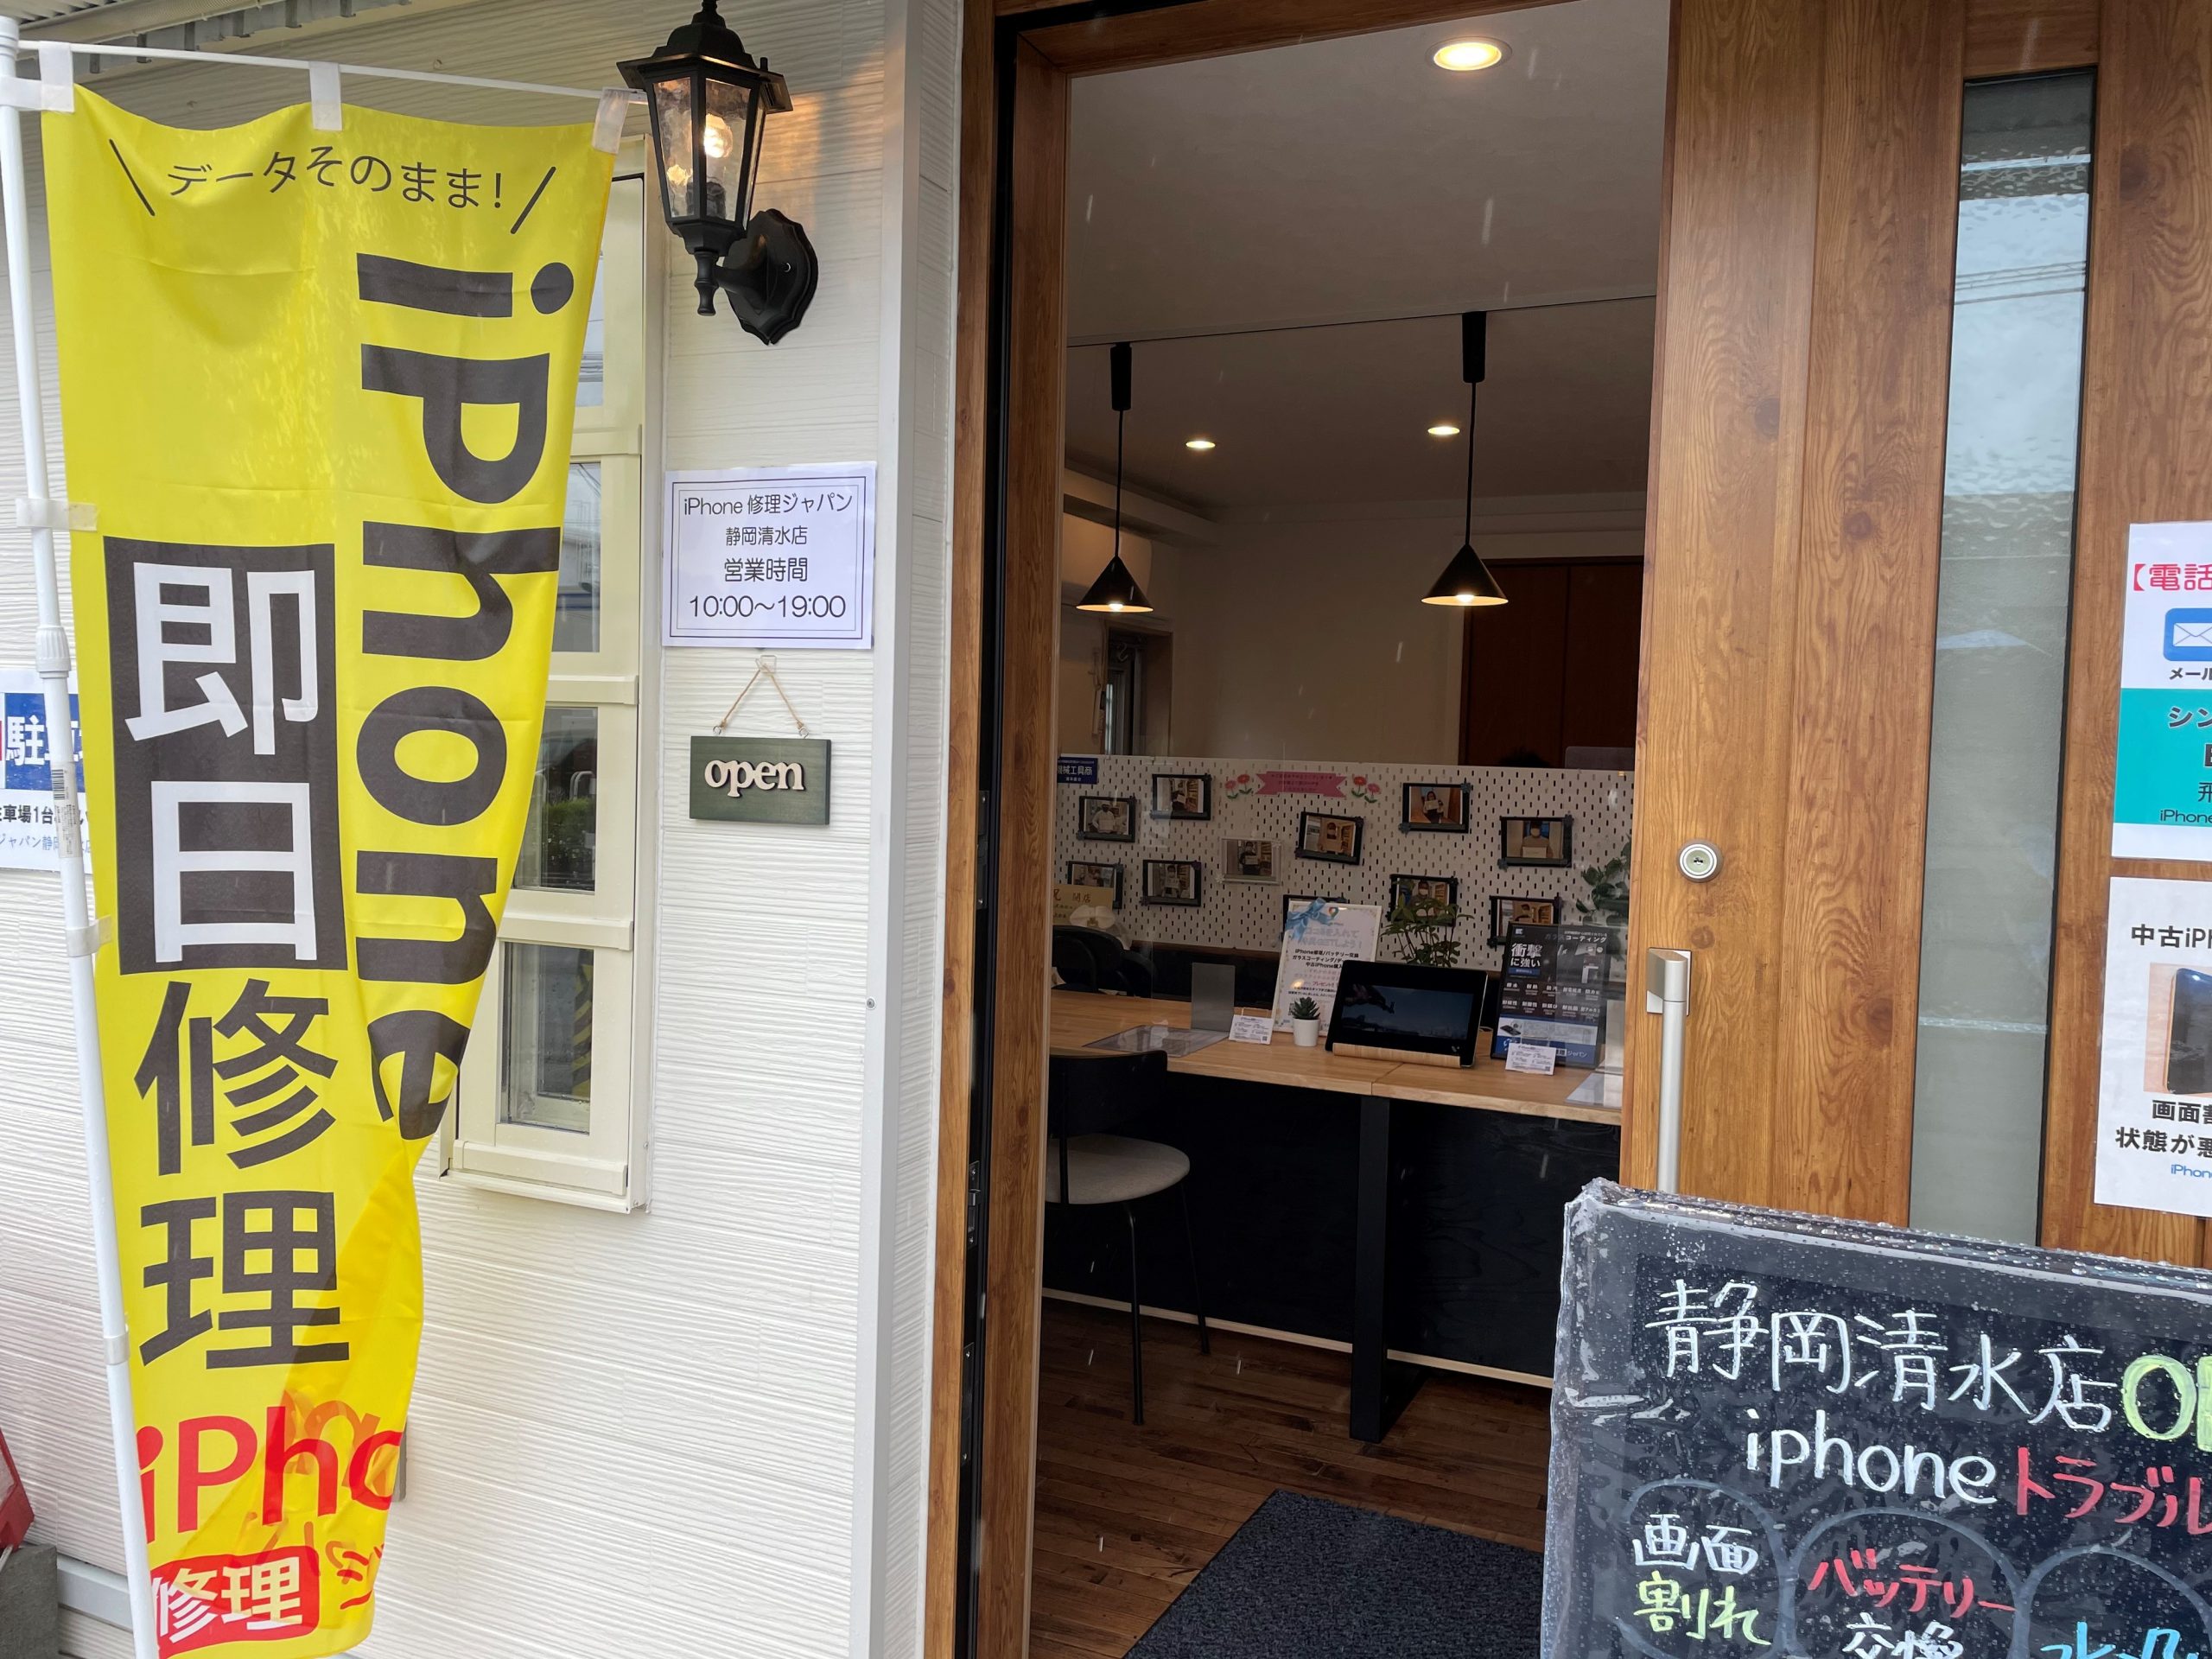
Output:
[0, 22, 161, 1659]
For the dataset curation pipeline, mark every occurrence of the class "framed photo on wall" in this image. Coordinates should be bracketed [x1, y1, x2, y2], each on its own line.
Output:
[1151, 772, 1213, 820]
[1282, 893, 1346, 930]
[1297, 810, 1364, 866]
[1065, 860, 1123, 907]
[1224, 837, 1278, 883]
[1488, 893, 1560, 947]
[1142, 858, 1204, 906]
[1401, 782, 1471, 834]
[1389, 874, 1460, 915]
[1499, 814, 1573, 868]
[1077, 795, 1137, 842]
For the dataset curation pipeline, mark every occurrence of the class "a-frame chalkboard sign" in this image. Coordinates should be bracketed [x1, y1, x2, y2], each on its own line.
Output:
[1546, 1183, 2212, 1659]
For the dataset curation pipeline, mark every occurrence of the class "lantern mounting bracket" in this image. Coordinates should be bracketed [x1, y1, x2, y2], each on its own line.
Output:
[693, 207, 819, 343]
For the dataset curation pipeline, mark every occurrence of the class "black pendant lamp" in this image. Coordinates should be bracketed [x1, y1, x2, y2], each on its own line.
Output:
[1077, 340, 1154, 614]
[1423, 311, 1509, 607]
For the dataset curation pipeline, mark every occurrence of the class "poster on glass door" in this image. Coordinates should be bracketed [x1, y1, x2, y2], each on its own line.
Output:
[2095, 875, 2212, 1217]
[2115, 520, 2212, 860]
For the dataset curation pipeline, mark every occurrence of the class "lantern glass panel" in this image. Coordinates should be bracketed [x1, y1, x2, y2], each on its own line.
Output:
[652, 74, 697, 220]
[702, 77, 754, 226]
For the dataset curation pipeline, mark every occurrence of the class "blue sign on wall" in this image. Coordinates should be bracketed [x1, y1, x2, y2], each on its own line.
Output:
[1057, 755, 1099, 785]
[2, 687, 80, 791]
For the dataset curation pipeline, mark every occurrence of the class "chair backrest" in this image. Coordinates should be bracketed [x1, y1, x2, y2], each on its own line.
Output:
[1052, 925, 1124, 991]
[1052, 927, 1101, 989]
[1046, 1047, 1166, 1143]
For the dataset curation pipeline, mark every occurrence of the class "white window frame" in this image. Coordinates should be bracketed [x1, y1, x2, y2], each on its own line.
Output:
[446, 169, 658, 1211]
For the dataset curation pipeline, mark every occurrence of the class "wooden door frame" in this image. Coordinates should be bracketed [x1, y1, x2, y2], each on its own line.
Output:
[924, 4, 2107, 1659]
[926, 10, 1575, 1657]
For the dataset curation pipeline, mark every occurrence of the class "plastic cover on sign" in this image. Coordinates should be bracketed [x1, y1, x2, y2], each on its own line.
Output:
[1543, 1181, 2212, 1659]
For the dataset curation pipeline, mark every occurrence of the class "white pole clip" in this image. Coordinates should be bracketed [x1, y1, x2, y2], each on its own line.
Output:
[35, 45, 73, 113]
[591, 89, 627, 156]
[14, 496, 92, 531]
[308, 60, 341, 131]
[0, 69, 70, 114]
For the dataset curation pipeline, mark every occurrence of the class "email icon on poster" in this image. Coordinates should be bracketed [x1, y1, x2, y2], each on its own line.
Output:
[2169, 610, 2212, 660]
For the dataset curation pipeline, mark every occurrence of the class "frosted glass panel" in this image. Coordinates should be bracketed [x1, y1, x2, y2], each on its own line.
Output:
[1908, 73, 2094, 1243]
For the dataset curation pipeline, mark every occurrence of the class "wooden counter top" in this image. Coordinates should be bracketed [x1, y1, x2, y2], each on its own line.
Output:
[1049, 989, 1623, 1126]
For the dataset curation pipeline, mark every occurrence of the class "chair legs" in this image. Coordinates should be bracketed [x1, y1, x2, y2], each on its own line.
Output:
[1122, 1185, 1210, 1426]
[1124, 1202, 1145, 1425]
[1178, 1181, 1211, 1356]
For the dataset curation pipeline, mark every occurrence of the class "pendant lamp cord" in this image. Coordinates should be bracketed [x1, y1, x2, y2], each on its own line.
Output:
[1113, 404, 1126, 561]
[1462, 375, 1478, 544]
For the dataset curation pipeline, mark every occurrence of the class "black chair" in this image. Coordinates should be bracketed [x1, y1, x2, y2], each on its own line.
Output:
[1052, 925, 1156, 998]
[1052, 925, 1116, 990]
[1046, 1048, 1208, 1424]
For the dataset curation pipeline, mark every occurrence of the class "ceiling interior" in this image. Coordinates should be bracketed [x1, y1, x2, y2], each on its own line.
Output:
[1062, 0, 1669, 518]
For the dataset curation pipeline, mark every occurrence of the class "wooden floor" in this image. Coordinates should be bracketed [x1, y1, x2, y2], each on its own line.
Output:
[1027, 1299, 1554, 1659]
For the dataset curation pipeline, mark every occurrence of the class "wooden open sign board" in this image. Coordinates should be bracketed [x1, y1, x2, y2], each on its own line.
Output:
[689, 736, 830, 825]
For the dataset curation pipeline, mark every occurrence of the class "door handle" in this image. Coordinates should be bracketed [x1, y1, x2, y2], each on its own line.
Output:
[1645, 948, 1693, 1194]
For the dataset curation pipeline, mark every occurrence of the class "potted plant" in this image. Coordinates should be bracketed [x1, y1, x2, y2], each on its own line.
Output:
[1576, 835, 1631, 984]
[1288, 994, 1322, 1047]
[1382, 896, 1464, 967]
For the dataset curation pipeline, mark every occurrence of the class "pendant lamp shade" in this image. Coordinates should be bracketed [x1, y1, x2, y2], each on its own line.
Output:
[1422, 311, 1510, 608]
[1077, 551, 1151, 613]
[1077, 340, 1154, 613]
[1425, 540, 1509, 606]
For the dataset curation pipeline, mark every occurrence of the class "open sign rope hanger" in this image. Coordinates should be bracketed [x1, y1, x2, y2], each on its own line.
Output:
[714, 654, 811, 739]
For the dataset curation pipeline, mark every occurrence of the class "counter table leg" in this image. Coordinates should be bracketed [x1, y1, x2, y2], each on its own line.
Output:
[1351, 1095, 1423, 1441]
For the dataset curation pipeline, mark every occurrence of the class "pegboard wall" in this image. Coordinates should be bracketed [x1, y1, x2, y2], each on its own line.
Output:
[1054, 753, 1635, 970]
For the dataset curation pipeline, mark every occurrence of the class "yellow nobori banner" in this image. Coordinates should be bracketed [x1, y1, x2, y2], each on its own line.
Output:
[44, 90, 611, 1656]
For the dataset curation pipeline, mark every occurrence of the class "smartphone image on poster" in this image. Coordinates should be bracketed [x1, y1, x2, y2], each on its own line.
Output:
[2168, 968, 2212, 1096]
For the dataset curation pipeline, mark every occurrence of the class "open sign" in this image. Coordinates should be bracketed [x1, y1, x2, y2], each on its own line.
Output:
[688, 735, 831, 825]
[704, 757, 806, 795]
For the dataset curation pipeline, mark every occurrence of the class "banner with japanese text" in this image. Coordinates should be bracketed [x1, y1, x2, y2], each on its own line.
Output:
[45, 90, 611, 1656]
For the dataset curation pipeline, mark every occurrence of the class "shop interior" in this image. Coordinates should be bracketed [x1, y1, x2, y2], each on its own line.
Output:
[1027, 3, 1664, 1654]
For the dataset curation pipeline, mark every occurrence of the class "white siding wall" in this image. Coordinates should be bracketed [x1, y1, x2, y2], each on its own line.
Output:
[0, 2, 957, 1656]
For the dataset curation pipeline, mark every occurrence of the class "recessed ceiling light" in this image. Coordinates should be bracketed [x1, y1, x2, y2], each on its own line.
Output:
[1432, 38, 1507, 72]
[1428, 423, 1461, 438]
[1185, 437, 1216, 451]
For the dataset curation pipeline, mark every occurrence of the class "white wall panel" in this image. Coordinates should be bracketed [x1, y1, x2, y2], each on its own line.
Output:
[0, 2, 958, 1656]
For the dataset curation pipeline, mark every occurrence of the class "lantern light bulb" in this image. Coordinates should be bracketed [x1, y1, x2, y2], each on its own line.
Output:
[702, 114, 735, 162]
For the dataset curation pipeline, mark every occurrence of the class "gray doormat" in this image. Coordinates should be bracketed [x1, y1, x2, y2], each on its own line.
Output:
[1128, 1490, 1544, 1658]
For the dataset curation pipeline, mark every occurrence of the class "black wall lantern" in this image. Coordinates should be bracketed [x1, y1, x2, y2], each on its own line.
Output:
[619, 1, 820, 344]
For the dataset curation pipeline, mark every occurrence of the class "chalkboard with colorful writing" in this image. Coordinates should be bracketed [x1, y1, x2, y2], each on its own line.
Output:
[1544, 1183, 2212, 1659]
